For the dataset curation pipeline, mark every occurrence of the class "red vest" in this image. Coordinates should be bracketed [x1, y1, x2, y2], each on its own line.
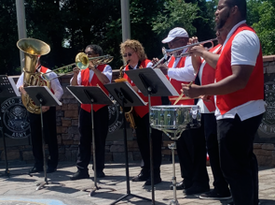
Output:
[80, 65, 109, 112]
[123, 59, 162, 118]
[167, 56, 194, 105]
[215, 24, 264, 115]
[199, 44, 222, 112]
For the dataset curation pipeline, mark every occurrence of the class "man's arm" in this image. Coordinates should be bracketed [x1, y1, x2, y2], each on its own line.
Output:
[167, 56, 196, 82]
[190, 45, 220, 69]
[183, 64, 254, 98]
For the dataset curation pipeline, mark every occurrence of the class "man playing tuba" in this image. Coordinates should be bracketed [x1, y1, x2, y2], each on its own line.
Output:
[16, 56, 64, 173]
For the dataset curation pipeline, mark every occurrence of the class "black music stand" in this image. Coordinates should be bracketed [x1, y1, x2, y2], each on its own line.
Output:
[125, 68, 178, 204]
[24, 86, 62, 190]
[105, 81, 151, 205]
[66, 85, 116, 196]
[0, 75, 21, 177]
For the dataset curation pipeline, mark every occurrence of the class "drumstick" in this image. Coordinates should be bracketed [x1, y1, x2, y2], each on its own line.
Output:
[173, 81, 193, 105]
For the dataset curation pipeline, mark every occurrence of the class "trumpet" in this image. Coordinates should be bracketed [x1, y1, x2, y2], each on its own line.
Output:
[42, 52, 114, 81]
[153, 38, 217, 68]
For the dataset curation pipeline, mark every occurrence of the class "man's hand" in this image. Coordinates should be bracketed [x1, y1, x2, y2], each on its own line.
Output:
[19, 86, 27, 95]
[88, 61, 96, 71]
[41, 106, 50, 113]
[181, 83, 201, 98]
[151, 58, 160, 66]
[73, 67, 80, 76]
[158, 64, 169, 75]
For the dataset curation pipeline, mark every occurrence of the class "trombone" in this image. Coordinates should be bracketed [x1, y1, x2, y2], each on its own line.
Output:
[42, 52, 114, 81]
[153, 38, 217, 68]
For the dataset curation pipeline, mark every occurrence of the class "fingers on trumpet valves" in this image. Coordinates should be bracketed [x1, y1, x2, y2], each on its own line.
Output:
[151, 58, 160, 67]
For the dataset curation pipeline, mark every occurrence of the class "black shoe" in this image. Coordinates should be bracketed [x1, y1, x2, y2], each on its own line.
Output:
[132, 170, 150, 182]
[144, 177, 162, 186]
[70, 170, 89, 180]
[170, 180, 186, 190]
[29, 166, 43, 173]
[96, 170, 105, 178]
[184, 184, 210, 195]
[199, 189, 232, 200]
[47, 167, 57, 173]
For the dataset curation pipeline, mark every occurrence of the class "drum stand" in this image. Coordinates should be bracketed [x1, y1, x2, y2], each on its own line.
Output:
[164, 131, 184, 205]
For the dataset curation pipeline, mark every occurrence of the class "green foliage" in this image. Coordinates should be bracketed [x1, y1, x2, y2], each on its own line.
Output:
[152, 0, 199, 37]
[249, 1, 275, 55]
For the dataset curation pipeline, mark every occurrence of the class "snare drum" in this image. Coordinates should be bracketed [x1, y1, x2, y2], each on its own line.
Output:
[150, 105, 201, 131]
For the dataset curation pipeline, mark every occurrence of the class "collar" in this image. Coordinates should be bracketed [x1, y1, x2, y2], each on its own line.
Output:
[222, 20, 246, 51]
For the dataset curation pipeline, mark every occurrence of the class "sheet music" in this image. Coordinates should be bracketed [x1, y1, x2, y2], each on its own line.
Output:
[124, 81, 147, 106]
[25, 86, 62, 106]
[152, 68, 178, 96]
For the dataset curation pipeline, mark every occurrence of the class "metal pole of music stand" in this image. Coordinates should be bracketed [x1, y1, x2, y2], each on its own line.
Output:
[35, 97, 63, 190]
[0, 112, 10, 178]
[109, 90, 151, 205]
[66, 86, 115, 196]
[147, 91, 155, 204]
[82, 101, 116, 196]
[24, 86, 64, 190]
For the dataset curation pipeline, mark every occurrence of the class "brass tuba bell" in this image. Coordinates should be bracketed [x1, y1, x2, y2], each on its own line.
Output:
[17, 38, 51, 114]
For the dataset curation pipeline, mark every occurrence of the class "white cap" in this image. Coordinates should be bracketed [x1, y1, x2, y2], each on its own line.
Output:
[162, 27, 189, 43]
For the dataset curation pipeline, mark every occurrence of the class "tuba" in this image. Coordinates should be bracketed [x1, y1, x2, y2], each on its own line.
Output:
[114, 65, 136, 130]
[17, 38, 51, 114]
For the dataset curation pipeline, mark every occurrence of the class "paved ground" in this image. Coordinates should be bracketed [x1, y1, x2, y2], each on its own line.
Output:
[0, 162, 275, 205]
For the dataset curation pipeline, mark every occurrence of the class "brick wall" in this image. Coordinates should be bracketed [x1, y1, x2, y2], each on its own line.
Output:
[1, 56, 275, 167]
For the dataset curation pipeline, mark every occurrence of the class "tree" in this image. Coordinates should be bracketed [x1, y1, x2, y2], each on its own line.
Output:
[0, 1, 20, 75]
[248, 0, 275, 55]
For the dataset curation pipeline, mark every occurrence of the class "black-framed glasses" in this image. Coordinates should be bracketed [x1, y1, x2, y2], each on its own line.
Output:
[123, 52, 133, 57]
[85, 51, 95, 56]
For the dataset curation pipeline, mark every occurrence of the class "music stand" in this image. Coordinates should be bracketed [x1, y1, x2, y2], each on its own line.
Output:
[24, 86, 62, 190]
[66, 85, 115, 196]
[105, 81, 151, 205]
[125, 68, 178, 204]
[0, 75, 21, 177]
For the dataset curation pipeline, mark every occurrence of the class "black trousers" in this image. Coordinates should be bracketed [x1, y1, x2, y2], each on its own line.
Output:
[217, 114, 263, 205]
[203, 113, 229, 194]
[135, 113, 162, 176]
[76, 107, 109, 172]
[176, 118, 209, 188]
[28, 107, 58, 169]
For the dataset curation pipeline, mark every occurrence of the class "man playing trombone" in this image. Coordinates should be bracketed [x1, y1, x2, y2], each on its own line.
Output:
[153, 27, 210, 195]
[70, 44, 112, 180]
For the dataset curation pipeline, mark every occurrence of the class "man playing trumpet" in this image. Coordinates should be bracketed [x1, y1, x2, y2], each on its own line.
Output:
[153, 27, 210, 195]
[70, 44, 112, 180]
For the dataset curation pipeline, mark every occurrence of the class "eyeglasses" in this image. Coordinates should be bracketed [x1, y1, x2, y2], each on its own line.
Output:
[85, 51, 96, 56]
[123, 52, 133, 58]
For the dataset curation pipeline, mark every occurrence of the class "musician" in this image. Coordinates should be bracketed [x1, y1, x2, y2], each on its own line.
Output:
[155, 27, 210, 195]
[120, 39, 163, 186]
[182, 0, 265, 204]
[16, 56, 64, 173]
[188, 28, 232, 200]
[70, 44, 112, 180]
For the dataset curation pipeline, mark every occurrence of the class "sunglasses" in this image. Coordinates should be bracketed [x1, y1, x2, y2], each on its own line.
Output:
[123, 52, 133, 57]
